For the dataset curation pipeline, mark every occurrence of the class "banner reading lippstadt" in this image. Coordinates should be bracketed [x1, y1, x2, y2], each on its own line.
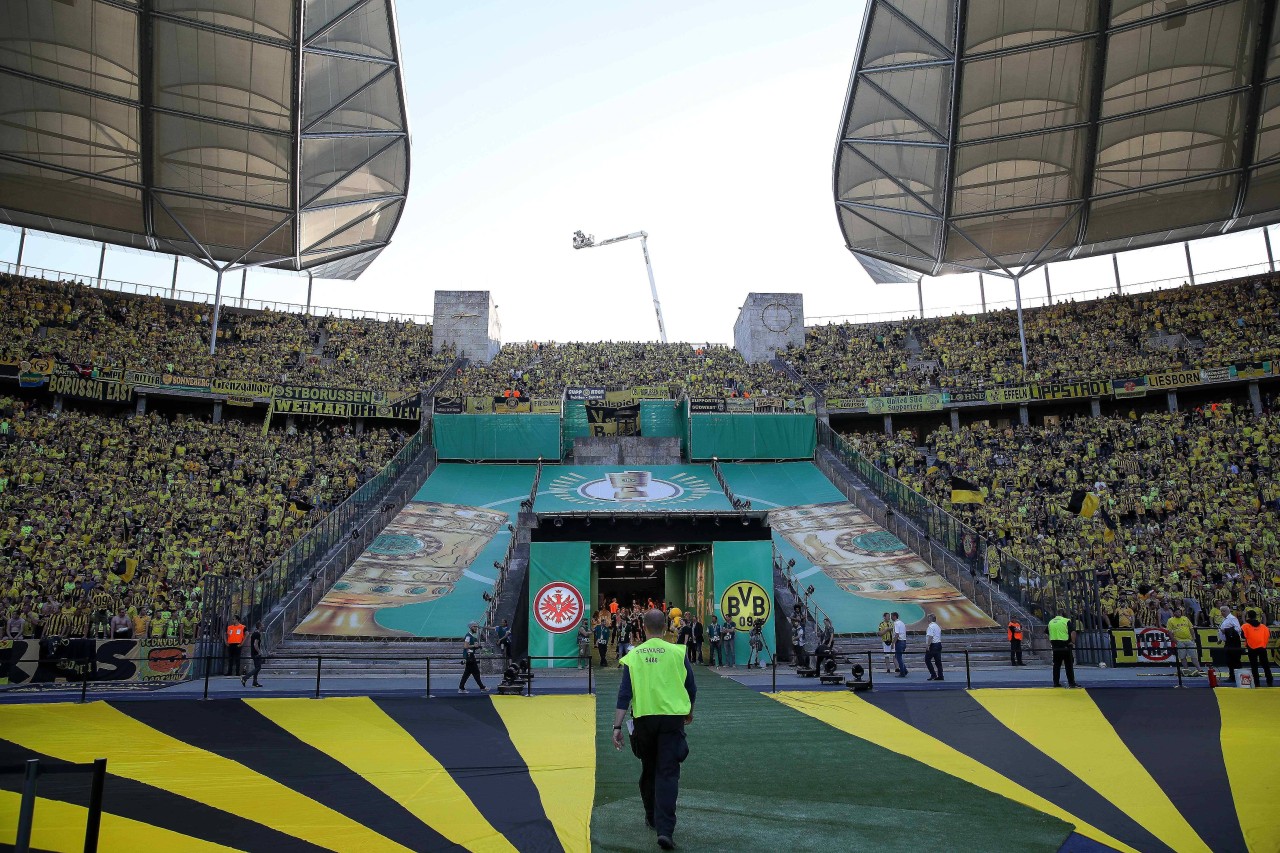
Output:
[1029, 380, 1110, 400]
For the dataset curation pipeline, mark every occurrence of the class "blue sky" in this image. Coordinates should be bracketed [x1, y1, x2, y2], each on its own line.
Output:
[2, 0, 1275, 342]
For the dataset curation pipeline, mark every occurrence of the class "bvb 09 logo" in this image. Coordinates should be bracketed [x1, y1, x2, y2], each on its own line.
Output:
[719, 581, 771, 632]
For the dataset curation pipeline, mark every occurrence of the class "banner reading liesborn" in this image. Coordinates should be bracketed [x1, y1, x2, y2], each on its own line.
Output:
[1146, 369, 1202, 390]
[866, 393, 943, 414]
[983, 386, 1033, 404]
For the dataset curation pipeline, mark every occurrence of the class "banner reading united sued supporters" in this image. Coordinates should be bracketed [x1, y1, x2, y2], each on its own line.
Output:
[983, 386, 1033, 404]
[1112, 377, 1148, 398]
[866, 393, 943, 414]
[1146, 369, 1202, 390]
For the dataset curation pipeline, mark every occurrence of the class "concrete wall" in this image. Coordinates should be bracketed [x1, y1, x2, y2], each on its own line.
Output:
[733, 292, 804, 364]
[572, 436, 683, 466]
[432, 290, 501, 363]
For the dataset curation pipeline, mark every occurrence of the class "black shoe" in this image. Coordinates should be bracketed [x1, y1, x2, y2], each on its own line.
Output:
[253, 682, 262, 687]
[926, 676, 937, 681]
[936, 677, 945, 681]
[240, 674, 248, 686]
[657, 836, 675, 850]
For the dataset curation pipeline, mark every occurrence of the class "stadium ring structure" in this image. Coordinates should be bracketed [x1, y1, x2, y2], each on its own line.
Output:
[0, 0, 410, 349]
[834, 0, 1280, 288]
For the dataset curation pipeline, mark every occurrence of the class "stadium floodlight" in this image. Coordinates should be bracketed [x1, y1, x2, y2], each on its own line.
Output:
[571, 229, 668, 343]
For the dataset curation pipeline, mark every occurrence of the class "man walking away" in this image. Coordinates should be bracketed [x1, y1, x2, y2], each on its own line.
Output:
[613, 609, 696, 851]
[924, 614, 943, 681]
[241, 621, 264, 688]
[707, 615, 722, 666]
[1241, 611, 1274, 687]
[692, 614, 704, 665]
[1166, 607, 1198, 677]
[1217, 606, 1243, 683]
[1048, 612, 1079, 688]
[877, 612, 894, 673]
[1008, 618, 1024, 666]
[892, 612, 908, 677]
[596, 617, 612, 668]
[225, 616, 246, 677]
[458, 621, 486, 693]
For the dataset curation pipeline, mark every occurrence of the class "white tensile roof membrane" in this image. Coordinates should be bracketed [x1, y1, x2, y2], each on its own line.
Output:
[835, 0, 1280, 282]
[0, 0, 410, 280]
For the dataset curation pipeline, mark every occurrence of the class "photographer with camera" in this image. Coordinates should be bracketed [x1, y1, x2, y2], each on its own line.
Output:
[612, 609, 697, 850]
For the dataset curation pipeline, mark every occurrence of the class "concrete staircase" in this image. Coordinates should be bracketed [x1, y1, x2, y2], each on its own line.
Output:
[258, 638, 505, 679]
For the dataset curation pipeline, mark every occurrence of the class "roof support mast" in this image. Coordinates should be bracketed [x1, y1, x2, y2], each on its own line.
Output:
[571, 230, 669, 343]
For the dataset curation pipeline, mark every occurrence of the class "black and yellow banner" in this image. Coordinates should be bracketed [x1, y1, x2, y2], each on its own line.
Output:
[211, 378, 273, 398]
[1112, 377, 1148, 398]
[585, 399, 639, 436]
[48, 373, 134, 403]
[945, 389, 987, 404]
[1145, 370, 1201, 390]
[1030, 380, 1110, 400]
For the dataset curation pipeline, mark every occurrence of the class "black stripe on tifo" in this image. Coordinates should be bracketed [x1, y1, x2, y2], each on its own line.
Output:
[116, 700, 465, 853]
[861, 692, 1173, 853]
[1089, 689, 1246, 853]
[0, 738, 327, 853]
[374, 697, 564, 853]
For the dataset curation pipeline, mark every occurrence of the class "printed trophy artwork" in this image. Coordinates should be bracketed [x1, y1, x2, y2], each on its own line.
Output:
[608, 470, 650, 500]
[770, 502, 995, 629]
[296, 501, 506, 637]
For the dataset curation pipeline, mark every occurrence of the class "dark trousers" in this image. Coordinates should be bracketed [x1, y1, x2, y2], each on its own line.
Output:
[459, 655, 485, 690]
[598, 643, 609, 667]
[813, 645, 833, 674]
[1224, 641, 1242, 681]
[226, 643, 242, 676]
[244, 653, 263, 685]
[1051, 641, 1076, 686]
[1010, 639, 1023, 665]
[631, 715, 688, 837]
[1246, 647, 1274, 686]
[925, 642, 943, 679]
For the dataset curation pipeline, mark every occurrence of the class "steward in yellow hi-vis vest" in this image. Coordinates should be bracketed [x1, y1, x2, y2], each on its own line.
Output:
[613, 609, 696, 850]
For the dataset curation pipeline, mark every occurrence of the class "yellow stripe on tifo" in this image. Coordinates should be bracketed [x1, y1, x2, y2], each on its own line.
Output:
[0, 702, 410, 853]
[768, 692, 1137, 853]
[1216, 689, 1280, 853]
[247, 697, 517, 853]
[490, 695, 595, 853]
[0, 790, 237, 853]
[971, 689, 1211, 853]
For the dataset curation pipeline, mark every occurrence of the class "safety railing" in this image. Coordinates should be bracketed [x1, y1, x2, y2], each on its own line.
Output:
[816, 421, 1103, 629]
[201, 427, 436, 645]
[0, 260, 431, 324]
[4, 757, 108, 852]
[709, 457, 752, 511]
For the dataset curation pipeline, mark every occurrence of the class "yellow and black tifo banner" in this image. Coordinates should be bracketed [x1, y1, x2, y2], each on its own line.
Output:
[47, 373, 135, 404]
[0, 695, 593, 852]
[585, 395, 640, 436]
[1109, 627, 1280, 666]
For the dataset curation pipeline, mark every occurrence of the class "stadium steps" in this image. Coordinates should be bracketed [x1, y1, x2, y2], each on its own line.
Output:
[259, 639, 499, 678]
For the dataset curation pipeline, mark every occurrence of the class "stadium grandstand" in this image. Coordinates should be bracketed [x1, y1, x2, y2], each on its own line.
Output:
[1, 2, 1277, 853]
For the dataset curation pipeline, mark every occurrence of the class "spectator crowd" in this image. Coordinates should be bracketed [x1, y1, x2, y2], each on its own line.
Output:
[846, 401, 1280, 626]
[790, 275, 1280, 400]
[0, 394, 404, 642]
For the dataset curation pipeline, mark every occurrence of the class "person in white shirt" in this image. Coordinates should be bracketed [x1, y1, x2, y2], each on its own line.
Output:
[1217, 606, 1243, 683]
[892, 612, 908, 677]
[924, 614, 944, 681]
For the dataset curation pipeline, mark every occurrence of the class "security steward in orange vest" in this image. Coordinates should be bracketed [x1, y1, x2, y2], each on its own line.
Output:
[1241, 611, 1274, 687]
[225, 617, 246, 677]
[612, 609, 696, 851]
[1008, 618, 1025, 666]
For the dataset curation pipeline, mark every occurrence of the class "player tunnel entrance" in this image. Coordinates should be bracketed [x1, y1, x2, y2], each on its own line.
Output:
[523, 512, 775, 667]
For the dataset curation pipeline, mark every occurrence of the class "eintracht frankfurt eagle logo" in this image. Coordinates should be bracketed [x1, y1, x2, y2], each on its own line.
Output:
[534, 582, 584, 633]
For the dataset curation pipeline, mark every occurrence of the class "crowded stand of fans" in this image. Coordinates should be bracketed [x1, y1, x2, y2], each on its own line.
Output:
[445, 340, 806, 399]
[1, 274, 452, 399]
[845, 398, 1280, 627]
[790, 275, 1280, 400]
[0, 394, 404, 641]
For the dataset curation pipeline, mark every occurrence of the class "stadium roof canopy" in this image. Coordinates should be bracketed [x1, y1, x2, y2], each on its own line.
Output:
[834, 0, 1280, 283]
[0, 0, 410, 281]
